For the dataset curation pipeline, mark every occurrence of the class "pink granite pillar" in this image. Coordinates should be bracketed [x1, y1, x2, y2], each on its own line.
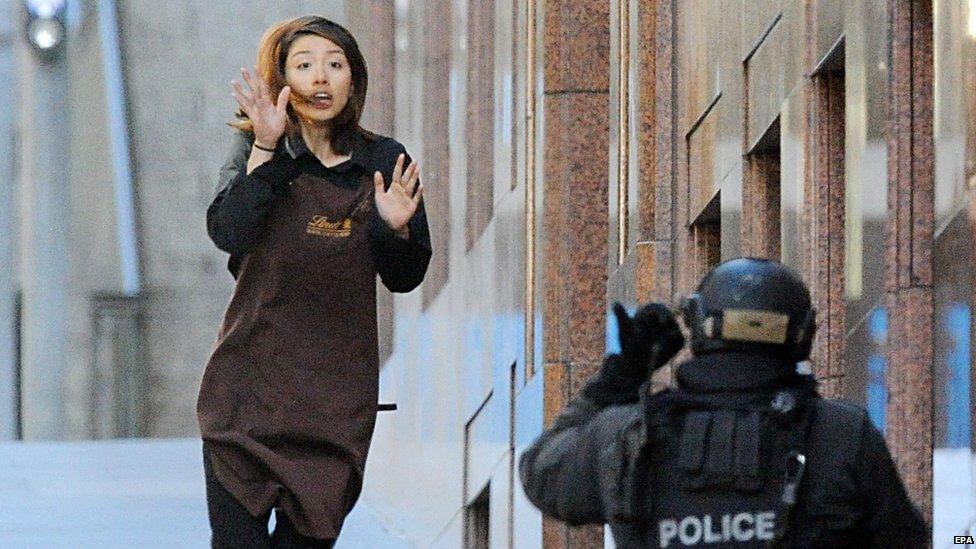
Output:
[885, 0, 934, 520]
[540, 0, 610, 547]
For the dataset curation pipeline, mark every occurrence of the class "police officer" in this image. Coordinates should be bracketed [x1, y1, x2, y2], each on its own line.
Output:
[519, 257, 927, 548]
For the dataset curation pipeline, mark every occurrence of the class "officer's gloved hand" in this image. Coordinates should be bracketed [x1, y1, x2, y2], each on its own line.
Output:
[583, 302, 685, 406]
[616, 302, 685, 377]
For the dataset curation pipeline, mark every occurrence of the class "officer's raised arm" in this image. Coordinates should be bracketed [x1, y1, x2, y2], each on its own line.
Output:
[517, 383, 621, 524]
[518, 304, 685, 525]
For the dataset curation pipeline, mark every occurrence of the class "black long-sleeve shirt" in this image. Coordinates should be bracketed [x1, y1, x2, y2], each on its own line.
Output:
[206, 129, 431, 292]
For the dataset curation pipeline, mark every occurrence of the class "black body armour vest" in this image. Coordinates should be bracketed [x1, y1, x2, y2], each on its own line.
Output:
[619, 384, 816, 548]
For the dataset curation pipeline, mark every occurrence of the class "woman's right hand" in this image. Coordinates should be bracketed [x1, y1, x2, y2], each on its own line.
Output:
[232, 67, 290, 149]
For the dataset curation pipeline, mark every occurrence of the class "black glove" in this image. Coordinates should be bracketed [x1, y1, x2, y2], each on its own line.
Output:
[616, 302, 684, 376]
[582, 302, 685, 405]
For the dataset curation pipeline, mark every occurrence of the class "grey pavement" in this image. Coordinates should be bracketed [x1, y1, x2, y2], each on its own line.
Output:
[0, 438, 411, 548]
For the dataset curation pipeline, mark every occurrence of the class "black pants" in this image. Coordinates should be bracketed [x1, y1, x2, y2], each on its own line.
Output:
[203, 449, 336, 549]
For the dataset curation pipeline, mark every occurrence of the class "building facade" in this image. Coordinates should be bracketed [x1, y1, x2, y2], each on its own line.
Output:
[365, 0, 970, 546]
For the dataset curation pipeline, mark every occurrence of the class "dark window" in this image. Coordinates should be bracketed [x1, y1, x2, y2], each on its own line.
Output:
[464, 484, 490, 549]
[743, 117, 781, 260]
[690, 194, 721, 280]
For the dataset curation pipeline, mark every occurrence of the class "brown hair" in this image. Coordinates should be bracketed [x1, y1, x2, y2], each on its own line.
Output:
[231, 16, 374, 154]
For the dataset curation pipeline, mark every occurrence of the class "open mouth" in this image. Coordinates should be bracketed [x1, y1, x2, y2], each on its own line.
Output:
[310, 92, 333, 109]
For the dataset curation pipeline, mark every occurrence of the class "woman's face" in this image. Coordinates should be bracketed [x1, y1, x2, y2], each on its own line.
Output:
[284, 34, 353, 126]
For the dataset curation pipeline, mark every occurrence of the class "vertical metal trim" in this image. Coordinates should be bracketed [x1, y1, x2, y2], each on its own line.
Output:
[13, 291, 21, 440]
[507, 360, 516, 548]
[617, 0, 630, 265]
[524, 0, 537, 380]
[0, 10, 18, 441]
[511, 0, 520, 192]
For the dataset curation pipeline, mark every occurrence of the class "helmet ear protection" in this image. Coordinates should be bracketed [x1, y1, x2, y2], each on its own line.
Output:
[791, 308, 817, 362]
[678, 293, 706, 338]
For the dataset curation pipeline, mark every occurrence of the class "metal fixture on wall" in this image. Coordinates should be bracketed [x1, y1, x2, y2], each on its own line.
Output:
[23, 0, 67, 59]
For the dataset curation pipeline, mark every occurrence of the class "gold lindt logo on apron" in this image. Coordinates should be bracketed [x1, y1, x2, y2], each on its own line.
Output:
[307, 215, 352, 237]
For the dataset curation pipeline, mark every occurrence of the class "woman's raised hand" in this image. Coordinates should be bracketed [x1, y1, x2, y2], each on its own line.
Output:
[232, 67, 290, 149]
[374, 154, 424, 235]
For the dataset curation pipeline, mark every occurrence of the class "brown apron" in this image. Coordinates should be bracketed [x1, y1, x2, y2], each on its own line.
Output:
[197, 171, 379, 540]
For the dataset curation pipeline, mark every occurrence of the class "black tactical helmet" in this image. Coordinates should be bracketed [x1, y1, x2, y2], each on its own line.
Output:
[679, 257, 816, 361]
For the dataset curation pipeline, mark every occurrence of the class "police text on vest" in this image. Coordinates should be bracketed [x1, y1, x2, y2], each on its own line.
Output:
[658, 511, 776, 547]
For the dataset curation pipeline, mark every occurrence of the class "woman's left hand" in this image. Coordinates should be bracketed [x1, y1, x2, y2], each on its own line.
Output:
[374, 153, 424, 236]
